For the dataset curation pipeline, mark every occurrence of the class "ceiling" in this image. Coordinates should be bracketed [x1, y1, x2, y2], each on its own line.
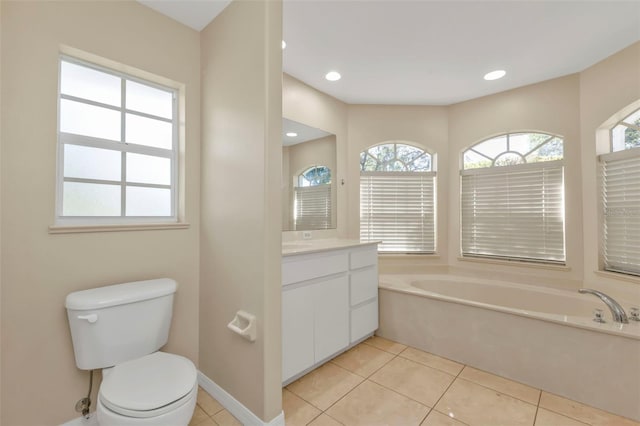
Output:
[139, 0, 640, 105]
[282, 118, 332, 146]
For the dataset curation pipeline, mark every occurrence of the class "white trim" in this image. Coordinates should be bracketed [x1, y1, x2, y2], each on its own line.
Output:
[197, 371, 285, 426]
[60, 412, 98, 426]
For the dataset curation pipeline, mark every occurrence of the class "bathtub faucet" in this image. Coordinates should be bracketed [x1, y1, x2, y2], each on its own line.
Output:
[578, 289, 629, 324]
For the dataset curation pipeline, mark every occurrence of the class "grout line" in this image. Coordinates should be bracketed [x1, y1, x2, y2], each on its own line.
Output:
[532, 389, 543, 426]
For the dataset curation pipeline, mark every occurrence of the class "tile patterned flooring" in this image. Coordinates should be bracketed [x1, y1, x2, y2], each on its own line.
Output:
[191, 336, 640, 426]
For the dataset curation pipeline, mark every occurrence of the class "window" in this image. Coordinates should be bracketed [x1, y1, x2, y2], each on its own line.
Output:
[294, 166, 332, 230]
[360, 142, 436, 253]
[461, 132, 565, 264]
[56, 56, 178, 225]
[601, 108, 640, 276]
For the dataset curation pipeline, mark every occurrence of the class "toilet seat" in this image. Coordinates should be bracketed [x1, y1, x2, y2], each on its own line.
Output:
[99, 351, 197, 419]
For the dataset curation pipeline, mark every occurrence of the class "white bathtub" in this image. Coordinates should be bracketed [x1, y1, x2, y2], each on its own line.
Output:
[378, 274, 640, 421]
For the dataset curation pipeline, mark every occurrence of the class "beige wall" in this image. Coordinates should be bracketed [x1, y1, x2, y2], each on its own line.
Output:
[580, 42, 640, 301]
[283, 74, 348, 239]
[0, 1, 201, 424]
[199, 0, 282, 422]
[347, 105, 449, 271]
[283, 135, 337, 230]
[448, 74, 583, 284]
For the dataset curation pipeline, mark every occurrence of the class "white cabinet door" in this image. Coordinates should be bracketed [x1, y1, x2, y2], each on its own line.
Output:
[314, 275, 350, 362]
[282, 285, 315, 382]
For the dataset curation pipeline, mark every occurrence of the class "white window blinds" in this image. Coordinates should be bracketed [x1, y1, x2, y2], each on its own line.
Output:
[461, 161, 565, 263]
[294, 185, 332, 230]
[360, 172, 436, 253]
[601, 149, 640, 276]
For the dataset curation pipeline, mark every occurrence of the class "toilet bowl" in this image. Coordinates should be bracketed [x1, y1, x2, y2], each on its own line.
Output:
[97, 352, 198, 426]
[65, 279, 197, 426]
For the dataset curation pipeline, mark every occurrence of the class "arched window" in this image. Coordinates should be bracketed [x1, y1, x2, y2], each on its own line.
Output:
[601, 107, 640, 276]
[294, 165, 332, 230]
[298, 165, 331, 187]
[461, 132, 565, 264]
[360, 142, 436, 253]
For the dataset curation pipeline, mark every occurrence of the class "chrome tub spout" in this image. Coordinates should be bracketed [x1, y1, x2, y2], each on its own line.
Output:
[578, 289, 629, 324]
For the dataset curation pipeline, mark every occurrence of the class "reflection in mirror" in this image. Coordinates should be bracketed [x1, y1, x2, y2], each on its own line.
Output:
[282, 118, 337, 231]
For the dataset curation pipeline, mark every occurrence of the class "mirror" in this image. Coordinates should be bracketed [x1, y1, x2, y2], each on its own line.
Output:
[282, 118, 337, 231]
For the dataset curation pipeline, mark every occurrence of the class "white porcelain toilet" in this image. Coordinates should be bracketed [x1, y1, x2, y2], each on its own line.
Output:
[66, 278, 198, 425]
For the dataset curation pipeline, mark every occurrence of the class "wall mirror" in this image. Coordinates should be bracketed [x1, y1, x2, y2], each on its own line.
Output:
[282, 118, 337, 231]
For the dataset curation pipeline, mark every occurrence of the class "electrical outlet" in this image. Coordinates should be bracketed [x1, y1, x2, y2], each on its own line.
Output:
[302, 231, 312, 240]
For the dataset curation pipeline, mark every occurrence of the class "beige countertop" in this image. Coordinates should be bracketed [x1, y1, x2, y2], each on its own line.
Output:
[282, 239, 380, 256]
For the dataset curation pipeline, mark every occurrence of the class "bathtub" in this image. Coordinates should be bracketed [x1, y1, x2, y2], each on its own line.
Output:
[378, 274, 640, 421]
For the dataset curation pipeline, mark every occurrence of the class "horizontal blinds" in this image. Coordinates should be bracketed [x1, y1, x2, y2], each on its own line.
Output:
[294, 185, 332, 230]
[461, 162, 565, 263]
[360, 172, 436, 253]
[602, 150, 640, 276]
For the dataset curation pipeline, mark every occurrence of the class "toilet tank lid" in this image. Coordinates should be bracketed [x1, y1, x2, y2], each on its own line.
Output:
[65, 278, 177, 310]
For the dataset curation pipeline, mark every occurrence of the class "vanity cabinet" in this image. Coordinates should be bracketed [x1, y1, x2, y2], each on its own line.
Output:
[282, 242, 378, 384]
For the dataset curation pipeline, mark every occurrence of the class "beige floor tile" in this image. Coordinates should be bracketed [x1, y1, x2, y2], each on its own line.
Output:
[435, 378, 537, 426]
[197, 387, 224, 416]
[535, 408, 589, 426]
[331, 342, 395, 377]
[365, 335, 408, 354]
[189, 405, 210, 426]
[327, 380, 430, 426]
[399, 347, 464, 376]
[212, 409, 242, 426]
[282, 388, 322, 426]
[421, 410, 468, 426]
[539, 392, 640, 426]
[308, 413, 345, 426]
[197, 418, 217, 426]
[459, 366, 540, 405]
[370, 357, 455, 407]
[287, 362, 364, 410]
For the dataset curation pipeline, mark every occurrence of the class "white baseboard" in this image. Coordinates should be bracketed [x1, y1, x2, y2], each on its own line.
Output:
[60, 412, 98, 426]
[197, 371, 284, 426]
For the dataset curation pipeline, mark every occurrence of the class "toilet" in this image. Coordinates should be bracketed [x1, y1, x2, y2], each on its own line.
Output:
[65, 278, 198, 425]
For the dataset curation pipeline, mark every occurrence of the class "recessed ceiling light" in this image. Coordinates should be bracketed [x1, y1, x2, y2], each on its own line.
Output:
[325, 71, 341, 82]
[286, 132, 298, 137]
[484, 70, 506, 81]
[282, 40, 286, 50]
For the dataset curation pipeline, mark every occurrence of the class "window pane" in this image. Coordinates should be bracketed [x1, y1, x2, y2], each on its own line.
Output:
[126, 186, 171, 216]
[527, 137, 563, 162]
[64, 145, 121, 181]
[509, 133, 550, 155]
[126, 80, 173, 119]
[126, 153, 171, 185]
[125, 114, 172, 149]
[472, 136, 506, 159]
[63, 182, 121, 216]
[463, 150, 492, 169]
[622, 109, 640, 126]
[60, 60, 121, 106]
[60, 99, 121, 141]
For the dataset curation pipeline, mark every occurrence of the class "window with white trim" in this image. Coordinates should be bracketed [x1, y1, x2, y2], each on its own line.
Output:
[294, 166, 332, 230]
[57, 56, 178, 225]
[601, 108, 640, 276]
[461, 132, 565, 264]
[360, 142, 436, 253]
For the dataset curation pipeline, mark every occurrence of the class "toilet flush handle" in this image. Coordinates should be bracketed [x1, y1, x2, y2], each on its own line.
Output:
[77, 314, 98, 324]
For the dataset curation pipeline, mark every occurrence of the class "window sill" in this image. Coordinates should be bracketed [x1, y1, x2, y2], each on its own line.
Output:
[380, 253, 440, 259]
[457, 256, 571, 271]
[594, 270, 640, 284]
[49, 223, 190, 234]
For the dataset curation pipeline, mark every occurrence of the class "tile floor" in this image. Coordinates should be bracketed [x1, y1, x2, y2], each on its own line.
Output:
[191, 336, 640, 426]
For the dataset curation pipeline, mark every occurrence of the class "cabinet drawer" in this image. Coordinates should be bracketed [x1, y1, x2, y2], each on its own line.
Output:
[350, 267, 378, 306]
[282, 252, 348, 286]
[351, 301, 378, 343]
[350, 246, 377, 269]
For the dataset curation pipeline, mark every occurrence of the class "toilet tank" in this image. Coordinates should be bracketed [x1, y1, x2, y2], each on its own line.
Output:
[65, 278, 177, 370]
